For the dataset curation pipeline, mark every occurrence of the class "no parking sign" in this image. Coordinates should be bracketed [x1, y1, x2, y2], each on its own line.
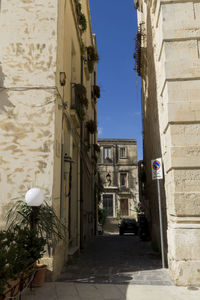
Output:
[151, 157, 165, 268]
[151, 158, 163, 180]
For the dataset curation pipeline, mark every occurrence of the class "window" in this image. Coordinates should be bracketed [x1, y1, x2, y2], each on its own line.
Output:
[103, 194, 113, 217]
[120, 173, 127, 186]
[120, 147, 126, 158]
[84, 126, 90, 146]
[104, 147, 112, 160]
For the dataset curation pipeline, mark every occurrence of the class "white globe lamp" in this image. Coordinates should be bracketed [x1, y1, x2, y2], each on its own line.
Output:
[25, 188, 44, 207]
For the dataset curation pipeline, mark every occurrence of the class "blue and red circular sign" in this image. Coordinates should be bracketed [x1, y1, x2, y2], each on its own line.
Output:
[153, 160, 160, 171]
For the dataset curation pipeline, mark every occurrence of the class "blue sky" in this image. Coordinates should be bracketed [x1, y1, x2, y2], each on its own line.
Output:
[89, 0, 143, 160]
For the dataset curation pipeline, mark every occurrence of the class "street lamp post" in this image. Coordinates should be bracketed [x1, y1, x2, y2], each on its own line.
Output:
[25, 188, 44, 231]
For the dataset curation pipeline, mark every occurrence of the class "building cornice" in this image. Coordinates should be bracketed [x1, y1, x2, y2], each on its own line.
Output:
[97, 138, 137, 145]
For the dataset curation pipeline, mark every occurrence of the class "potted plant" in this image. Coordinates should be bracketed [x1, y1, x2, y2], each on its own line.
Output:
[86, 120, 97, 134]
[79, 13, 87, 32]
[87, 46, 99, 73]
[0, 229, 14, 298]
[74, 84, 88, 121]
[6, 195, 66, 287]
[74, 84, 88, 107]
[93, 85, 100, 99]
[7, 199, 65, 252]
[93, 144, 100, 153]
[75, 0, 81, 18]
[0, 226, 46, 298]
[75, 1, 87, 33]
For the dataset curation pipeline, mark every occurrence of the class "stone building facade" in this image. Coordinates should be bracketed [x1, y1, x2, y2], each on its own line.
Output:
[97, 139, 139, 219]
[135, 0, 200, 285]
[0, 0, 99, 279]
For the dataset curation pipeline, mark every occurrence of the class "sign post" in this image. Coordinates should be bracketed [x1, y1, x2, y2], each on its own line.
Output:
[151, 158, 165, 268]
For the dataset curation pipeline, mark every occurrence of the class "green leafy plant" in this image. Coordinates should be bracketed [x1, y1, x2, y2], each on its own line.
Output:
[94, 143, 100, 153]
[98, 208, 106, 226]
[75, 0, 81, 14]
[0, 229, 13, 295]
[7, 199, 66, 253]
[93, 85, 100, 99]
[75, 1, 87, 33]
[0, 226, 46, 296]
[87, 46, 99, 73]
[116, 209, 122, 222]
[80, 97, 88, 108]
[87, 46, 99, 62]
[76, 106, 86, 121]
[134, 202, 143, 213]
[79, 13, 87, 32]
[75, 84, 88, 107]
[86, 120, 97, 134]
[74, 84, 87, 102]
[88, 61, 94, 73]
[73, 84, 88, 121]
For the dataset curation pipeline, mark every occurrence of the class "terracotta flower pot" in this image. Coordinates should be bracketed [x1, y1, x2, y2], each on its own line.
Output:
[3, 278, 19, 298]
[32, 264, 47, 287]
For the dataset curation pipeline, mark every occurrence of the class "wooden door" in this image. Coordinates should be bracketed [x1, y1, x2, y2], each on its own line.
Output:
[120, 199, 128, 216]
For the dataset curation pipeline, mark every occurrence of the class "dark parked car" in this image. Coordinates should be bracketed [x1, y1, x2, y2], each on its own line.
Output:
[119, 218, 138, 235]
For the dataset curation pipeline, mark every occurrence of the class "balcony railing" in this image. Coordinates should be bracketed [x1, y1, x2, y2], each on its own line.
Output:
[71, 83, 88, 121]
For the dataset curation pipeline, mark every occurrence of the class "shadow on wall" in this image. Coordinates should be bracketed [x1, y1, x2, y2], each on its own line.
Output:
[0, 64, 15, 112]
[142, 9, 168, 264]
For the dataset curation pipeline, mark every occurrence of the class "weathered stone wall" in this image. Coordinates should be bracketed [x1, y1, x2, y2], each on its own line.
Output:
[0, 0, 58, 216]
[137, 0, 200, 285]
[0, 0, 62, 279]
[0, 0, 98, 280]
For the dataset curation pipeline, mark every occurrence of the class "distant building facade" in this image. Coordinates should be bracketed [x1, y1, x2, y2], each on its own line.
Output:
[97, 139, 139, 219]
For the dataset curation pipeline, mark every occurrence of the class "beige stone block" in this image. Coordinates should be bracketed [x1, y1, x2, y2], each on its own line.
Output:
[168, 228, 200, 260]
[173, 169, 200, 193]
[161, 2, 200, 40]
[169, 146, 200, 168]
[168, 259, 200, 286]
[163, 143, 200, 174]
[165, 59, 200, 80]
[168, 124, 200, 147]
[163, 40, 199, 61]
[168, 192, 200, 216]
[166, 80, 200, 102]
[168, 102, 200, 123]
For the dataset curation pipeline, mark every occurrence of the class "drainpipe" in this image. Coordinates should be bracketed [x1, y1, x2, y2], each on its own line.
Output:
[80, 55, 84, 248]
[60, 125, 65, 224]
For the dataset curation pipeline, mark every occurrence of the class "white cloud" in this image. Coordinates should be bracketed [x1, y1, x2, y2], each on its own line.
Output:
[129, 111, 141, 117]
[98, 127, 103, 136]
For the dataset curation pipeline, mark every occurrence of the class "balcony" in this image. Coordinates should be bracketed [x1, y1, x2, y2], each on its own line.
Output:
[70, 83, 88, 127]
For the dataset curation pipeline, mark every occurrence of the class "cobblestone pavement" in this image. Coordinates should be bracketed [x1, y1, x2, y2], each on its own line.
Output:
[22, 233, 200, 299]
[58, 234, 173, 286]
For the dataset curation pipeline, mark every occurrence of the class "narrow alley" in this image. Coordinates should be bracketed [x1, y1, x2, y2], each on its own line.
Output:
[1, 0, 200, 298]
[57, 234, 170, 285]
[22, 233, 200, 300]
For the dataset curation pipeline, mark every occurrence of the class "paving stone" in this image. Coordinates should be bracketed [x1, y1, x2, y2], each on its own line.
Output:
[57, 235, 173, 286]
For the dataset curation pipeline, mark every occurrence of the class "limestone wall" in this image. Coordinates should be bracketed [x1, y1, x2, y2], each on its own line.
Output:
[137, 0, 200, 285]
[0, 0, 98, 280]
[0, 0, 58, 218]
